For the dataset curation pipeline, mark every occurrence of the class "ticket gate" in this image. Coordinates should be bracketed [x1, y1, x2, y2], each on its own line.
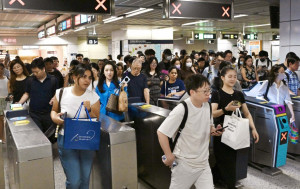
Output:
[90, 114, 138, 189]
[157, 92, 188, 110]
[286, 96, 300, 161]
[245, 96, 289, 175]
[128, 104, 171, 189]
[4, 109, 54, 189]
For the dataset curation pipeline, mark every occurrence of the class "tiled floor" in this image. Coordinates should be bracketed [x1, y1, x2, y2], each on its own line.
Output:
[3, 143, 300, 189]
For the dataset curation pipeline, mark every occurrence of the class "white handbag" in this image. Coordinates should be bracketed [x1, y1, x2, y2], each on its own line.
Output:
[221, 108, 250, 150]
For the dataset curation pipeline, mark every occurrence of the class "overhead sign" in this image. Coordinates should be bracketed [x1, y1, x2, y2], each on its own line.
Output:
[272, 35, 280, 40]
[194, 33, 216, 40]
[165, 0, 232, 20]
[244, 34, 257, 40]
[128, 40, 174, 44]
[58, 18, 72, 32]
[87, 37, 98, 45]
[223, 34, 238, 39]
[38, 30, 45, 39]
[3, 0, 112, 14]
[74, 15, 97, 27]
[46, 25, 56, 36]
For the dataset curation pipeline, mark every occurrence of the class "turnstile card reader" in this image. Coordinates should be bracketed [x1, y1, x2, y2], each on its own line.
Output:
[271, 105, 289, 167]
[245, 97, 288, 169]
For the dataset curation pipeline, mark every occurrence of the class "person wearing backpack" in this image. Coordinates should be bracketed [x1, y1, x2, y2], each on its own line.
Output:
[256, 50, 272, 80]
[258, 64, 295, 123]
[17, 58, 58, 133]
[284, 57, 300, 95]
[157, 74, 223, 189]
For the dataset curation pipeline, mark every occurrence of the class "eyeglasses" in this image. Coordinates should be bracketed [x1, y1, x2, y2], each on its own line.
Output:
[195, 88, 212, 95]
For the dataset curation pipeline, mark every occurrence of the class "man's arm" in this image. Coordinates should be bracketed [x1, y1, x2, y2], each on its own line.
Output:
[144, 88, 150, 104]
[17, 92, 29, 104]
[157, 130, 175, 167]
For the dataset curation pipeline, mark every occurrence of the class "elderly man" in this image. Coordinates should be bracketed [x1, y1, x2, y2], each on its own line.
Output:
[125, 58, 150, 104]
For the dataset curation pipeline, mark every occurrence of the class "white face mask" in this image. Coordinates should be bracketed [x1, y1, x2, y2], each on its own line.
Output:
[277, 73, 286, 80]
[240, 61, 243, 65]
[175, 64, 181, 69]
[186, 62, 192, 67]
[166, 56, 172, 61]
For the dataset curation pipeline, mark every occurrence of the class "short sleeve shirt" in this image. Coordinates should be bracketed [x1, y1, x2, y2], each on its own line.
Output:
[211, 89, 245, 125]
[126, 72, 148, 102]
[158, 98, 213, 168]
[160, 79, 185, 96]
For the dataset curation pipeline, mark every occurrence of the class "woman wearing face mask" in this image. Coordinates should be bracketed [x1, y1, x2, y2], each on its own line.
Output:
[211, 66, 259, 189]
[170, 58, 182, 79]
[158, 49, 172, 75]
[235, 56, 245, 82]
[8, 59, 29, 103]
[241, 55, 259, 89]
[96, 62, 127, 121]
[143, 57, 163, 105]
[160, 66, 185, 98]
[257, 64, 295, 122]
[51, 64, 100, 189]
[180, 56, 195, 81]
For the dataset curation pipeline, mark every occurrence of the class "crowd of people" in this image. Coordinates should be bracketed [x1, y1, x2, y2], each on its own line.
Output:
[0, 47, 299, 189]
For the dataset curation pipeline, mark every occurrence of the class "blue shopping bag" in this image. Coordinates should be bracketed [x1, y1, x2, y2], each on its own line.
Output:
[64, 102, 101, 150]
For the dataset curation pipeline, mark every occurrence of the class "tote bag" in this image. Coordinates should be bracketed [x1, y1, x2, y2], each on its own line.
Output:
[118, 86, 128, 112]
[221, 109, 250, 150]
[64, 102, 101, 150]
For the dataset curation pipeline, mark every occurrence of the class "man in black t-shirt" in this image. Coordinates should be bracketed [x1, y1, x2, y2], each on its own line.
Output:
[18, 58, 58, 132]
[44, 58, 64, 88]
[125, 58, 150, 104]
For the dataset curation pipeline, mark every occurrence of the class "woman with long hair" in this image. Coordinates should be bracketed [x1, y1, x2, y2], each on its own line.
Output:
[241, 55, 259, 88]
[96, 61, 127, 121]
[258, 64, 295, 122]
[8, 59, 29, 103]
[180, 56, 194, 81]
[160, 66, 185, 98]
[211, 66, 259, 188]
[51, 64, 100, 189]
[143, 57, 162, 105]
[63, 60, 80, 87]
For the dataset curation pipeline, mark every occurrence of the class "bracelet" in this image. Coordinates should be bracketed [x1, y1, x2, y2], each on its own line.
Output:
[222, 107, 228, 114]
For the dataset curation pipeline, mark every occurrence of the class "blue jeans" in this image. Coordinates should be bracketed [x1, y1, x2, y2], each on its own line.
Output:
[58, 134, 95, 189]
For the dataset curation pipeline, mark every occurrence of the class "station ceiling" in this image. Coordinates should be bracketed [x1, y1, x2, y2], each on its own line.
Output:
[0, 0, 279, 38]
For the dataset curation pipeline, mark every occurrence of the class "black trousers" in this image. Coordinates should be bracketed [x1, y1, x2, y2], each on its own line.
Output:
[29, 111, 53, 133]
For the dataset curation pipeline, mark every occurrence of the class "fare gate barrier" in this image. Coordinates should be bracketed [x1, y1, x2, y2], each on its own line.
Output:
[245, 96, 289, 175]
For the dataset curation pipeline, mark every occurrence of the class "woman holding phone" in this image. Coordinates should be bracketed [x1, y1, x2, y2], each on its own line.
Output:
[211, 66, 259, 188]
[51, 64, 100, 189]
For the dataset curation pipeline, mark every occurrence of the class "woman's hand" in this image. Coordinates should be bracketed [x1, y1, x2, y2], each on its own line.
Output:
[290, 116, 295, 123]
[225, 101, 241, 112]
[167, 93, 175, 97]
[252, 128, 259, 143]
[211, 124, 224, 136]
[55, 112, 64, 125]
[83, 101, 91, 112]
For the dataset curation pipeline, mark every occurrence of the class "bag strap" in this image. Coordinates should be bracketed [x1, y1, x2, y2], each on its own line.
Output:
[264, 81, 271, 101]
[209, 102, 212, 119]
[171, 101, 188, 151]
[58, 88, 64, 113]
[74, 102, 92, 121]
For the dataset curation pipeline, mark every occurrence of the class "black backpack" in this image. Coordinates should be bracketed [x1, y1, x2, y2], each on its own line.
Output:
[169, 101, 212, 151]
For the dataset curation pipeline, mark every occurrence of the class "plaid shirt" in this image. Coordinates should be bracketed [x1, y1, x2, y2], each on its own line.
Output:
[285, 69, 300, 95]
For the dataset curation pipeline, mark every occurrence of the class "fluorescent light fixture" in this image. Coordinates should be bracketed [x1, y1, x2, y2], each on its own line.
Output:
[182, 20, 209, 26]
[126, 8, 154, 18]
[125, 8, 146, 15]
[103, 16, 124, 23]
[234, 14, 248, 18]
[74, 27, 85, 32]
[244, 23, 271, 28]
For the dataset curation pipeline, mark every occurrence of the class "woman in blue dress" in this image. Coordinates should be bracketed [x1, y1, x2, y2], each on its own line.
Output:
[96, 61, 127, 121]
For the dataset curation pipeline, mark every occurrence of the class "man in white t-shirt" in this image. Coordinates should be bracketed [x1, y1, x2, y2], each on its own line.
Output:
[157, 74, 223, 189]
